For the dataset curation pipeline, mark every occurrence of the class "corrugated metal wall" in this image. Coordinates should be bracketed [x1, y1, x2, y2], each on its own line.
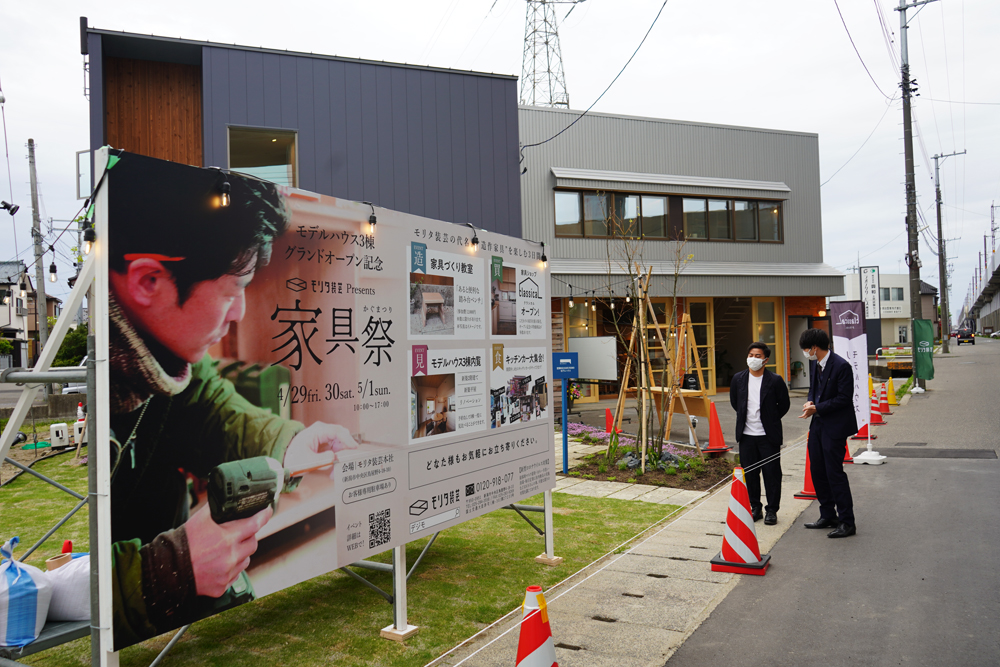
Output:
[518, 107, 824, 265]
[201, 47, 521, 236]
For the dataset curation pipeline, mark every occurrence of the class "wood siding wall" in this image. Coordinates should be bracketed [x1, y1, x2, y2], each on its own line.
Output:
[105, 57, 203, 166]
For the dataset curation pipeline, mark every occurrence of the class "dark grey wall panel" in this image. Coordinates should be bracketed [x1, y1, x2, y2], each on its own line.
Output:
[198, 45, 519, 234]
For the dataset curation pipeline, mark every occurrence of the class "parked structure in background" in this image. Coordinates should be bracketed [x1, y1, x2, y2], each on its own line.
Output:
[518, 107, 843, 400]
[831, 273, 938, 343]
[966, 251, 999, 334]
[82, 20, 521, 238]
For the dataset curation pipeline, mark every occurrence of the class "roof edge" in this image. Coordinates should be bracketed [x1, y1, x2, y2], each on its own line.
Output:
[87, 27, 518, 80]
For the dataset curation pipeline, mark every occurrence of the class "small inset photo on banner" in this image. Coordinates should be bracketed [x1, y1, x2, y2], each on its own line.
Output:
[490, 258, 517, 336]
[410, 374, 457, 439]
[410, 273, 454, 335]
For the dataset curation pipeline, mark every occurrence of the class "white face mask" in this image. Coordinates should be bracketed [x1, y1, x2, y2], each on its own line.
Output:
[803, 349, 818, 361]
[747, 357, 766, 371]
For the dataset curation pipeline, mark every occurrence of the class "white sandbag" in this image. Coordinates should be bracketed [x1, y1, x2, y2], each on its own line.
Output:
[46, 555, 90, 622]
[0, 537, 53, 648]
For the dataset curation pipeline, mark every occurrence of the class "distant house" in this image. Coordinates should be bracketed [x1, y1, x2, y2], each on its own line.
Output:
[0, 260, 31, 367]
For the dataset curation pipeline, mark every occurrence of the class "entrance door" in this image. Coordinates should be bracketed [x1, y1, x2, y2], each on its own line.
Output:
[752, 297, 784, 378]
[567, 301, 599, 403]
[686, 298, 715, 395]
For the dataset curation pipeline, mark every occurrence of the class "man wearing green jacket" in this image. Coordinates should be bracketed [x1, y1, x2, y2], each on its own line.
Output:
[107, 153, 356, 648]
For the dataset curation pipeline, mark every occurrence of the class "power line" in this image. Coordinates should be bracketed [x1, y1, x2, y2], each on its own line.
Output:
[833, 0, 892, 99]
[520, 0, 671, 160]
[821, 94, 898, 187]
[0, 70, 18, 261]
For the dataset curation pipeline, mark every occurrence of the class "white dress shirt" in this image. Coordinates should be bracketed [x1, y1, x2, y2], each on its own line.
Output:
[743, 372, 767, 436]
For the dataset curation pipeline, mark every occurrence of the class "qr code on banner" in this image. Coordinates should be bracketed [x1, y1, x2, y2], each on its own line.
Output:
[369, 509, 391, 548]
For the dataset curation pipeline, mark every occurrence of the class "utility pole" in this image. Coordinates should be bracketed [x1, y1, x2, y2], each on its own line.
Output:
[896, 0, 937, 384]
[28, 139, 49, 395]
[932, 150, 964, 352]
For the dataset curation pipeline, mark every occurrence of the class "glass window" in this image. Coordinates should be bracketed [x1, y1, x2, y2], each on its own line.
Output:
[583, 193, 609, 237]
[554, 192, 582, 236]
[758, 202, 781, 241]
[613, 194, 640, 237]
[228, 127, 297, 186]
[734, 201, 757, 240]
[683, 198, 707, 239]
[892, 287, 904, 301]
[708, 199, 731, 240]
[757, 301, 775, 321]
[641, 196, 667, 238]
[757, 322, 776, 344]
[880, 287, 891, 301]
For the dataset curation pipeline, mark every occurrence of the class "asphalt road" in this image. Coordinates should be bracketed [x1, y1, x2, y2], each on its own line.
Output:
[666, 338, 1000, 667]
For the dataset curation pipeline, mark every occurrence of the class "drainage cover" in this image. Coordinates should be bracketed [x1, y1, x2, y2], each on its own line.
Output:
[883, 448, 997, 459]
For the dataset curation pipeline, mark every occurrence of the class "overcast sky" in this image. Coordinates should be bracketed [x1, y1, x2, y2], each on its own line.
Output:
[1, 0, 997, 315]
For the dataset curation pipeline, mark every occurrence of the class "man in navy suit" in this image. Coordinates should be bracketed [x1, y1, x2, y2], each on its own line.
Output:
[798, 328, 857, 538]
[730, 342, 790, 526]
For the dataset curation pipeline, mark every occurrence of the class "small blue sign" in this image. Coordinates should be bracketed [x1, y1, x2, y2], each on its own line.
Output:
[552, 352, 578, 379]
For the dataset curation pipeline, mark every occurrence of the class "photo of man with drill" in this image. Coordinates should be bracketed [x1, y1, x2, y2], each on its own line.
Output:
[107, 153, 356, 648]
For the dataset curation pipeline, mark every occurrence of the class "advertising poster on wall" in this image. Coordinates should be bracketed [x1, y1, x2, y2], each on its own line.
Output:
[102, 152, 553, 648]
[829, 301, 869, 431]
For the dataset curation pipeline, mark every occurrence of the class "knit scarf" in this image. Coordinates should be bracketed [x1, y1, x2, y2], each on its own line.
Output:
[109, 294, 192, 413]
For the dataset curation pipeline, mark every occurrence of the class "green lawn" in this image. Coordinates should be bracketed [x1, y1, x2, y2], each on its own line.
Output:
[3, 454, 676, 667]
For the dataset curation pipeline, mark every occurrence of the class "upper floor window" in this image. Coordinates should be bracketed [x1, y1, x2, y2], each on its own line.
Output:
[229, 127, 298, 187]
[684, 196, 781, 242]
[555, 189, 783, 243]
[879, 287, 905, 301]
[555, 191, 669, 239]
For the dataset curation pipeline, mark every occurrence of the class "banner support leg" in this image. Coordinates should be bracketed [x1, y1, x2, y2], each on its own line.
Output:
[535, 490, 563, 566]
[380, 545, 418, 641]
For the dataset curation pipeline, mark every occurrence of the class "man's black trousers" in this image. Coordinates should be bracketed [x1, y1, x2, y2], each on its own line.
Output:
[739, 434, 781, 514]
[807, 428, 855, 526]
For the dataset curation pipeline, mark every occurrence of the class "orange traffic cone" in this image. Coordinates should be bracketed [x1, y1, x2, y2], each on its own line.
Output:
[604, 408, 621, 434]
[515, 585, 557, 667]
[702, 402, 730, 454]
[878, 383, 893, 415]
[711, 467, 771, 575]
[843, 440, 854, 464]
[851, 423, 878, 440]
[794, 438, 819, 499]
[869, 392, 886, 425]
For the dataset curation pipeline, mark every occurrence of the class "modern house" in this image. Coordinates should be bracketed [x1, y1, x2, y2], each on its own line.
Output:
[81, 21, 521, 238]
[518, 107, 843, 399]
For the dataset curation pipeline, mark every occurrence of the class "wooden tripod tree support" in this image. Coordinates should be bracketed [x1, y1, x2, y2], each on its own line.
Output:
[612, 267, 706, 471]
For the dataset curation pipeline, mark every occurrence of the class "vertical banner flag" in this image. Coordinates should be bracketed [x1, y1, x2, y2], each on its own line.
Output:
[860, 266, 882, 355]
[830, 301, 869, 431]
[100, 152, 553, 649]
[913, 319, 935, 380]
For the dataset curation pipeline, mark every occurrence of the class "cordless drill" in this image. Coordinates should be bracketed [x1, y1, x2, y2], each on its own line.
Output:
[207, 456, 303, 524]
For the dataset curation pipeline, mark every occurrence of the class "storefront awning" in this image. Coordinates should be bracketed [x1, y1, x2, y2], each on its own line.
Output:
[551, 167, 791, 199]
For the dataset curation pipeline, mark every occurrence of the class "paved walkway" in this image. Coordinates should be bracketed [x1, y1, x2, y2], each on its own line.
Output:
[438, 433, 812, 667]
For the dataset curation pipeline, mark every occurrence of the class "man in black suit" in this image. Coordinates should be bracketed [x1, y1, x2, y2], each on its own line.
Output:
[730, 342, 790, 526]
[798, 328, 857, 538]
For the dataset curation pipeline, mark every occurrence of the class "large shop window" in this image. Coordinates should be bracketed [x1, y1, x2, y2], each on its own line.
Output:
[555, 189, 782, 243]
[554, 191, 670, 239]
[229, 127, 297, 187]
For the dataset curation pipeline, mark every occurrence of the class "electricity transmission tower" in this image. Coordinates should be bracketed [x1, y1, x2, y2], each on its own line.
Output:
[519, 1, 585, 108]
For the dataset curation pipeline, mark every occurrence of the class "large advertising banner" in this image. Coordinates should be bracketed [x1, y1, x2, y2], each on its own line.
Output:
[102, 152, 554, 648]
[830, 301, 869, 431]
